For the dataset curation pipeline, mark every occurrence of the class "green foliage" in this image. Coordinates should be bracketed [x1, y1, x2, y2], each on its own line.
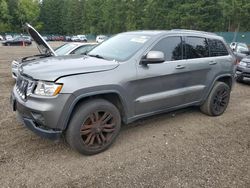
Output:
[16, 0, 40, 29]
[1, 0, 250, 34]
[0, 0, 11, 32]
[39, 0, 64, 34]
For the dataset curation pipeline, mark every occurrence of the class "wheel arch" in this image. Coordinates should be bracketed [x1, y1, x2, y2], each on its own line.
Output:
[202, 74, 234, 103]
[61, 91, 129, 131]
[216, 75, 233, 89]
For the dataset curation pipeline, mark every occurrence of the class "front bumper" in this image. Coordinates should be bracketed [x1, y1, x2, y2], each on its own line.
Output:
[12, 70, 18, 79]
[18, 114, 61, 140]
[11, 86, 72, 140]
[236, 66, 250, 78]
[11, 60, 19, 79]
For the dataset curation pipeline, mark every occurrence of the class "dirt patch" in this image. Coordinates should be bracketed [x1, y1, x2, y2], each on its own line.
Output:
[0, 43, 249, 187]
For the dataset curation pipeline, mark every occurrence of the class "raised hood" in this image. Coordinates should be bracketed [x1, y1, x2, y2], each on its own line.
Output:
[25, 23, 57, 56]
[20, 56, 119, 81]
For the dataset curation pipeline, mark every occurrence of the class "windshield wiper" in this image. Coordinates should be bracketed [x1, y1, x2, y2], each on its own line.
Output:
[88, 54, 104, 59]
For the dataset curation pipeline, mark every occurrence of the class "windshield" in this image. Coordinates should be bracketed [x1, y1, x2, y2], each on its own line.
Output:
[55, 43, 78, 56]
[88, 34, 151, 61]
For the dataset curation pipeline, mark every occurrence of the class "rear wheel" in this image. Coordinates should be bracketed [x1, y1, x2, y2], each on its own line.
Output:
[66, 99, 121, 155]
[200, 82, 230, 116]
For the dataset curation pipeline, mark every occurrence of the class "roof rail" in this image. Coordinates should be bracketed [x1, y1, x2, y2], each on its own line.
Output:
[171, 29, 217, 36]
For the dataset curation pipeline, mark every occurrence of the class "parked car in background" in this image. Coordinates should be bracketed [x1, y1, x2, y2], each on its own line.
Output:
[23, 35, 32, 40]
[0, 35, 3, 40]
[230, 42, 250, 62]
[46, 35, 53, 41]
[11, 25, 235, 155]
[230, 42, 237, 50]
[65, 36, 72, 41]
[96, 35, 108, 43]
[71, 36, 80, 42]
[235, 55, 250, 82]
[12, 40, 96, 79]
[77, 35, 88, 42]
[230, 42, 249, 52]
[13, 34, 21, 39]
[235, 43, 249, 53]
[2, 36, 32, 46]
[5, 35, 13, 41]
[42, 36, 48, 41]
[51, 35, 64, 41]
[54, 42, 96, 56]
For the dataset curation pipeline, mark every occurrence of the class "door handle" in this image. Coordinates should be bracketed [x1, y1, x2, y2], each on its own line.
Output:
[176, 65, 185, 69]
[209, 61, 217, 65]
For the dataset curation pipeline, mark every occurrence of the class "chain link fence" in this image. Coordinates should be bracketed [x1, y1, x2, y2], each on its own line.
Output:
[215, 32, 250, 45]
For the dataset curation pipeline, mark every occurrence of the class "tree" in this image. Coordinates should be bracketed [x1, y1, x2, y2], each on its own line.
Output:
[16, 0, 40, 31]
[39, 0, 64, 34]
[1, 0, 250, 34]
[62, 0, 83, 34]
[0, 0, 11, 32]
[220, 0, 250, 31]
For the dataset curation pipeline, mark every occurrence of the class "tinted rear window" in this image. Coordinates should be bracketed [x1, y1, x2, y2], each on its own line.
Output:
[208, 39, 229, 56]
[184, 37, 209, 59]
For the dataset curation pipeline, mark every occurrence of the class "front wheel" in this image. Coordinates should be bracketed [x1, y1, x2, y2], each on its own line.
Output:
[200, 82, 230, 116]
[66, 99, 121, 155]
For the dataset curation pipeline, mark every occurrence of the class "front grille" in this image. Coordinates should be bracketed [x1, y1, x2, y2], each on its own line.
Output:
[16, 76, 33, 100]
[247, 63, 250, 68]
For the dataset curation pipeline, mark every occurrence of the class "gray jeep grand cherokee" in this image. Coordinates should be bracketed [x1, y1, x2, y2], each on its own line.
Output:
[11, 25, 235, 155]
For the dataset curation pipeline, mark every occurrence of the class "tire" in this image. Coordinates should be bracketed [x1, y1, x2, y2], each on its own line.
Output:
[236, 76, 244, 83]
[200, 82, 230, 116]
[66, 99, 121, 155]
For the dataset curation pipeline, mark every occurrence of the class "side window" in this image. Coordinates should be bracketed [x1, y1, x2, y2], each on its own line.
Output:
[208, 39, 229, 57]
[151, 36, 182, 61]
[184, 37, 209, 59]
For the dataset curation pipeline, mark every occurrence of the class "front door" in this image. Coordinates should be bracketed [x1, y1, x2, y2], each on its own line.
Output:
[135, 36, 189, 115]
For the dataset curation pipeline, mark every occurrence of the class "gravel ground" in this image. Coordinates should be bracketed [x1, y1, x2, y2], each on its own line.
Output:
[0, 43, 249, 188]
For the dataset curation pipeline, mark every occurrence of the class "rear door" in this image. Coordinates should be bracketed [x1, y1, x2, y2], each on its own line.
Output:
[207, 38, 233, 84]
[181, 36, 215, 104]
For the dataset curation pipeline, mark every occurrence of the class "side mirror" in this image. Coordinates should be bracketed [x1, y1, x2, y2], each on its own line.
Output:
[141, 51, 165, 65]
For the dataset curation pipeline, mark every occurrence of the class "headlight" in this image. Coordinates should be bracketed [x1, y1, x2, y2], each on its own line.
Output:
[12, 60, 19, 68]
[239, 61, 247, 67]
[34, 81, 63, 96]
